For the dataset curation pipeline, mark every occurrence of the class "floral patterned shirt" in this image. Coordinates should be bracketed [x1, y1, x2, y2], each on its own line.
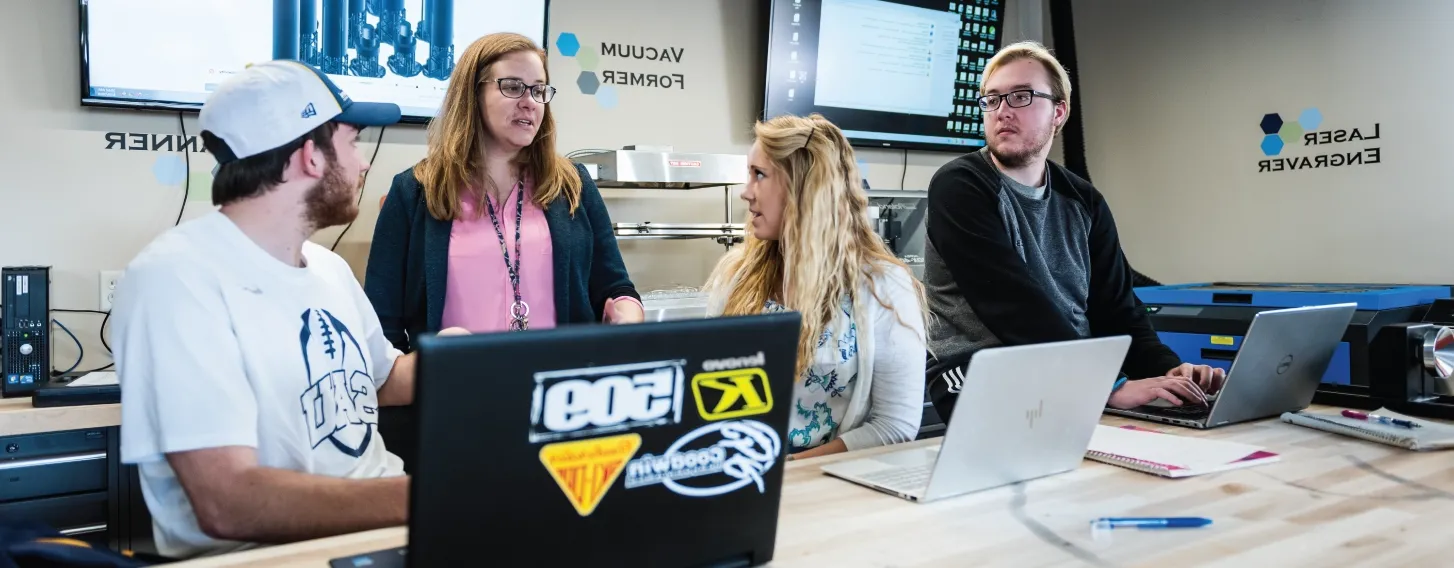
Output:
[766, 296, 859, 451]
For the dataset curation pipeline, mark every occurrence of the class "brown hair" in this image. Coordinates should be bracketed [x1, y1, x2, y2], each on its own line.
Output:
[413, 32, 581, 220]
[202, 121, 339, 206]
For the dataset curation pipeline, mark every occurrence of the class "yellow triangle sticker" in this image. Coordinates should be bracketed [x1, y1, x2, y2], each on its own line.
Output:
[538, 433, 642, 516]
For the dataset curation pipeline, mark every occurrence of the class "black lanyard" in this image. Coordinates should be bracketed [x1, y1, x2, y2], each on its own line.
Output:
[484, 178, 529, 331]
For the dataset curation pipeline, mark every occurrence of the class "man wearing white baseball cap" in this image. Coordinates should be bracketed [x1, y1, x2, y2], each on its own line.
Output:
[111, 60, 453, 559]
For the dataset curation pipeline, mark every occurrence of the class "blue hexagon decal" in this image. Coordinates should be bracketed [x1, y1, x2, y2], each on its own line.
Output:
[1298, 107, 1322, 131]
[596, 86, 619, 110]
[577, 71, 600, 95]
[152, 155, 187, 185]
[1259, 113, 1283, 135]
[1260, 134, 1284, 156]
[556, 33, 580, 57]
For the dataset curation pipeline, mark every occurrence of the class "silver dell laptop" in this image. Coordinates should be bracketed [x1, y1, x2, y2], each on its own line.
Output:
[1104, 303, 1357, 429]
[820, 335, 1131, 502]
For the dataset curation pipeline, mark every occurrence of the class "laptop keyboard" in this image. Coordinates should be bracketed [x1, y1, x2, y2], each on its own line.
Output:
[859, 463, 933, 493]
[1146, 403, 1211, 418]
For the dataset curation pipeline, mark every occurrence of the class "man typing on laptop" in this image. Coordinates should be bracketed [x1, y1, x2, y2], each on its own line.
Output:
[921, 41, 1224, 424]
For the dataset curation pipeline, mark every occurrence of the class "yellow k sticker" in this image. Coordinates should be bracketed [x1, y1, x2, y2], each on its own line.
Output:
[538, 433, 642, 516]
[691, 368, 773, 421]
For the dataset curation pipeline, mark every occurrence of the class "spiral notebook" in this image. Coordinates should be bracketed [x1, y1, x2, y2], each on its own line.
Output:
[1085, 425, 1281, 478]
[1280, 407, 1454, 451]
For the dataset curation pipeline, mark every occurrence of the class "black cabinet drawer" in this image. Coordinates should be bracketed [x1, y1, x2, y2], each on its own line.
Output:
[0, 491, 108, 537]
[1, 429, 108, 460]
[0, 451, 108, 502]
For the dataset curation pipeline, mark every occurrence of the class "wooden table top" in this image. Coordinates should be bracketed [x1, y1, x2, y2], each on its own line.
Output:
[0, 396, 119, 438]
[173, 405, 1454, 567]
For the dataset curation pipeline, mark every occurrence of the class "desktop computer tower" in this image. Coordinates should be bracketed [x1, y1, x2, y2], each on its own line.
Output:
[3, 266, 50, 398]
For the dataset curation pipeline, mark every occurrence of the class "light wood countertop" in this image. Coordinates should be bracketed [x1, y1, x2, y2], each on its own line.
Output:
[173, 406, 1454, 567]
[0, 396, 120, 437]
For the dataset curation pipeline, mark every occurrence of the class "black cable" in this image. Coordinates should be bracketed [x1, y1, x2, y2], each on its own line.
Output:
[1048, 0, 1090, 181]
[52, 308, 112, 355]
[44, 310, 114, 376]
[331, 125, 388, 251]
[176, 112, 190, 225]
[100, 310, 111, 354]
[900, 148, 909, 190]
[51, 319, 83, 376]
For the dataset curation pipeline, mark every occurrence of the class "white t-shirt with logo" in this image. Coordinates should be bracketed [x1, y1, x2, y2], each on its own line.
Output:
[113, 211, 405, 559]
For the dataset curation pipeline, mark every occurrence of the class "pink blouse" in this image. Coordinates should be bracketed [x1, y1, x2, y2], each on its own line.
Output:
[440, 181, 641, 332]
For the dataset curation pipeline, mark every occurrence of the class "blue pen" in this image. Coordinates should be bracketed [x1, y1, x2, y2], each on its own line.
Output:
[1092, 517, 1212, 529]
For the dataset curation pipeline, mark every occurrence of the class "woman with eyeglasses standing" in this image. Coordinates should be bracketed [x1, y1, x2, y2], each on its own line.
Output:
[364, 32, 643, 470]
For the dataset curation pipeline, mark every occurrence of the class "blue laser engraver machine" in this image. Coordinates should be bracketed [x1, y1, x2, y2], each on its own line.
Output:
[1134, 283, 1451, 396]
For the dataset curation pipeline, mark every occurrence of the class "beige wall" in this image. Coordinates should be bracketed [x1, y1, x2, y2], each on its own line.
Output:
[1, 0, 1047, 372]
[1072, 0, 1450, 286]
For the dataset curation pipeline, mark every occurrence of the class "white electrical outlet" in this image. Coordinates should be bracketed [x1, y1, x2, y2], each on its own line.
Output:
[99, 270, 124, 311]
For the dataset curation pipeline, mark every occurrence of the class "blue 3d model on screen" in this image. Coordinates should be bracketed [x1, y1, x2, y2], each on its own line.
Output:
[271, 0, 455, 81]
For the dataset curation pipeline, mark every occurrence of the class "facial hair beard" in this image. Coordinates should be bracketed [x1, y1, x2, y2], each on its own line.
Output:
[988, 115, 1056, 169]
[304, 160, 359, 230]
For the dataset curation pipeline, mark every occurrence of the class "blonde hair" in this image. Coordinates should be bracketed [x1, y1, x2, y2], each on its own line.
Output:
[983, 41, 1073, 132]
[414, 32, 581, 220]
[705, 114, 929, 378]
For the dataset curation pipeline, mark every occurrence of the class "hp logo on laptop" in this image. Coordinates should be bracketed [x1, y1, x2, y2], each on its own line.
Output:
[1026, 400, 1044, 428]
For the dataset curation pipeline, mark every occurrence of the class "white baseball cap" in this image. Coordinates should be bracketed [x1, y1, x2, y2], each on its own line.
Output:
[199, 60, 401, 167]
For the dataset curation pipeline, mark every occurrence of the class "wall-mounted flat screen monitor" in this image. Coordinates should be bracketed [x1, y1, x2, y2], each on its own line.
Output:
[763, 0, 1006, 152]
[79, 0, 549, 122]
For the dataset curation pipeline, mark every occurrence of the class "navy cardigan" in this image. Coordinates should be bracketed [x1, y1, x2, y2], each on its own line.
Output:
[364, 162, 640, 352]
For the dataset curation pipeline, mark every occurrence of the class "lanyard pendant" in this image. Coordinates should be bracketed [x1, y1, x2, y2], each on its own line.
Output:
[510, 300, 530, 331]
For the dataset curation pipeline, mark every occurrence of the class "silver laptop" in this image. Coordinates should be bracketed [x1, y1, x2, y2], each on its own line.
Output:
[819, 335, 1131, 502]
[1104, 302, 1357, 429]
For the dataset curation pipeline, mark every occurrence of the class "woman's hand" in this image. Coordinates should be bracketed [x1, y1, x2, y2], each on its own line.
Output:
[438, 327, 472, 337]
[788, 438, 847, 460]
[607, 298, 645, 324]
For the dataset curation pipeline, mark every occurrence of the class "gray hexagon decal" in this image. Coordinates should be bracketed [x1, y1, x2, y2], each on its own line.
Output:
[577, 71, 600, 95]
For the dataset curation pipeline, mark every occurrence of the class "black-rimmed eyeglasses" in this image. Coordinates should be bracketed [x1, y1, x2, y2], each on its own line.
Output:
[977, 89, 1058, 111]
[486, 78, 557, 104]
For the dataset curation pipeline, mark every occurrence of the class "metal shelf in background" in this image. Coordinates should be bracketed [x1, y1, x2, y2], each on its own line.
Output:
[573, 149, 750, 249]
[613, 222, 745, 248]
[575, 150, 747, 190]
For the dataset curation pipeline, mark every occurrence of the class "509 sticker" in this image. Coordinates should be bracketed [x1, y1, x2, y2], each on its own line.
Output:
[530, 360, 686, 443]
[623, 420, 781, 498]
[691, 368, 773, 421]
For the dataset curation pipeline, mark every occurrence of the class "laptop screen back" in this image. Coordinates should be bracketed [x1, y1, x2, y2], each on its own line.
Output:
[409, 313, 800, 567]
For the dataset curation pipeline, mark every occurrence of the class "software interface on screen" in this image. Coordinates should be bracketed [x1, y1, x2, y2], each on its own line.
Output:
[765, 0, 1004, 152]
[82, 0, 546, 119]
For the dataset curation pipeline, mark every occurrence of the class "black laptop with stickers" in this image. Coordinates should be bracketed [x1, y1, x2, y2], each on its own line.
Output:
[328, 312, 800, 568]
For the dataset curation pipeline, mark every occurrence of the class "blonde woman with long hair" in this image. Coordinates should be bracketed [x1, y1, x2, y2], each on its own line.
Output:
[705, 114, 929, 460]
[364, 33, 642, 471]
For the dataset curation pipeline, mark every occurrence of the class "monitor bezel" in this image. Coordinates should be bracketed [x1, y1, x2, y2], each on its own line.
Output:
[77, 0, 552, 124]
[759, 0, 997, 154]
